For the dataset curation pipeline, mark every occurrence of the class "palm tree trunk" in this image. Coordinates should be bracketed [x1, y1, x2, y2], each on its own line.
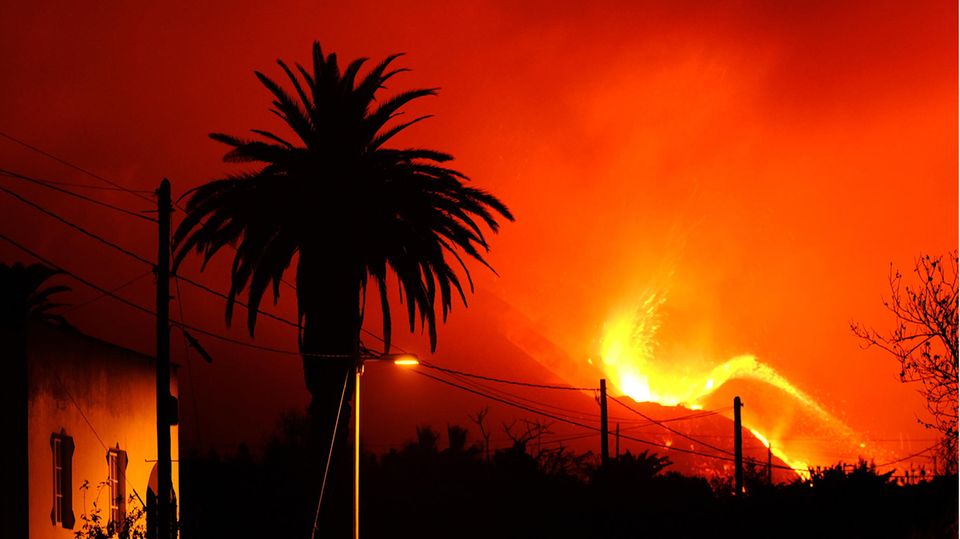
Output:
[298, 251, 362, 538]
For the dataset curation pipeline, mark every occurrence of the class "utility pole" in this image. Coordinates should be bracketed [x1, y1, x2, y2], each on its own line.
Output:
[733, 395, 743, 497]
[600, 379, 609, 466]
[156, 179, 173, 539]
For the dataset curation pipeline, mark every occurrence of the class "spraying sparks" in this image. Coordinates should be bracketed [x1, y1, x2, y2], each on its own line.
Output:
[599, 289, 855, 474]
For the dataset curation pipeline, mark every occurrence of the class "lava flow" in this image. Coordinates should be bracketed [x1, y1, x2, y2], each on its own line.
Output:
[599, 289, 861, 474]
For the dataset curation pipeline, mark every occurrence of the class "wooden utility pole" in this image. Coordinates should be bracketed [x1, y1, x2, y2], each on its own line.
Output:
[600, 379, 609, 466]
[733, 395, 743, 497]
[156, 179, 173, 539]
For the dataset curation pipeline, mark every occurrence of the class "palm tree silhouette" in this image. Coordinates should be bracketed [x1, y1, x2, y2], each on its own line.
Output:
[173, 42, 512, 535]
[0, 262, 70, 327]
[0, 262, 70, 538]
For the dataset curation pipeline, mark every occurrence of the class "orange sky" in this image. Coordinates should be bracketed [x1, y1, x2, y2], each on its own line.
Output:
[1, 1, 956, 467]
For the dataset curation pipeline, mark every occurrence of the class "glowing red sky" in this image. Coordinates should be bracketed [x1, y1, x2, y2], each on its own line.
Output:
[1, 1, 956, 462]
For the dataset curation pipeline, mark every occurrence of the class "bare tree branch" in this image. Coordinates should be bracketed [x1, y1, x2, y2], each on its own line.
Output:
[852, 251, 959, 474]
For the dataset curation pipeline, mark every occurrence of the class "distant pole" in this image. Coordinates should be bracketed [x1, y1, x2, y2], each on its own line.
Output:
[767, 445, 773, 486]
[156, 179, 173, 539]
[600, 379, 609, 466]
[733, 396, 743, 497]
[615, 423, 620, 460]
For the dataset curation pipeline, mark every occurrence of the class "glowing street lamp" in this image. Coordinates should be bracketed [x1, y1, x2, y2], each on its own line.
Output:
[355, 353, 419, 539]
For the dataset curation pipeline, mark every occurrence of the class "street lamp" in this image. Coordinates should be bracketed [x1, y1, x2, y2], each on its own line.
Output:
[355, 353, 419, 539]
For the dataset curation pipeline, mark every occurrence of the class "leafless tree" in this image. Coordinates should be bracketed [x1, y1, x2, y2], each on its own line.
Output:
[468, 408, 492, 461]
[502, 418, 553, 453]
[852, 251, 958, 474]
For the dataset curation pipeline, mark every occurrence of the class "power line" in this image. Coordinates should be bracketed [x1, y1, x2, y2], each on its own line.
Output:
[0, 168, 156, 223]
[0, 183, 155, 265]
[418, 368, 811, 473]
[608, 395, 734, 456]
[417, 369, 738, 463]
[61, 270, 153, 314]
[433, 365, 623, 424]
[0, 131, 155, 202]
[1, 233, 159, 318]
[0, 135, 299, 358]
[174, 273, 299, 329]
[619, 408, 725, 431]
[419, 361, 597, 391]
[0, 185, 303, 334]
[874, 444, 939, 468]
[19, 177, 151, 193]
[0, 232, 343, 359]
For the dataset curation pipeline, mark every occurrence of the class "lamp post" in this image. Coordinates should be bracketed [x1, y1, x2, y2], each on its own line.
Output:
[355, 353, 419, 539]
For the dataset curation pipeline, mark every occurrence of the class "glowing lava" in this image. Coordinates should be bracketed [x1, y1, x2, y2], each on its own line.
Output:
[599, 289, 855, 475]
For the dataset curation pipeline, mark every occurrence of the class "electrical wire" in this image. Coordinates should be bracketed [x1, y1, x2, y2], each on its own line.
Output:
[418, 361, 596, 391]
[618, 408, 726, 431]
[0, 131, 155, 202]
[0, 167, 156, 222]
[0, 183, 155, 265]
[417, 369, 734, 462]
[874, 444, 940, 468]
[16, 177, 151, 193]
[1, 179, 308, 333]
[416, 368, 811, 472]
[0, 232, 345, 359]
[435, 367, 623, 424]
[61, 270, 153, 314]
[608, 395, 734, 456]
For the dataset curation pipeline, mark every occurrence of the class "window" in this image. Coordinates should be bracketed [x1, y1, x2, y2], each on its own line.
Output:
[53, 437, 62, 520]
[50, 430, 75, 529]
[107, 447, 127, 524]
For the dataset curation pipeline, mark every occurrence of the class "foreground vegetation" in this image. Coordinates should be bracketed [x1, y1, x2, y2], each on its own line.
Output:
[180, 415, 957, 539]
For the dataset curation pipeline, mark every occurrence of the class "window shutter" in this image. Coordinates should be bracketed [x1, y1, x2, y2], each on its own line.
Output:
[48, 434, 57, 527]
[49, 431, 75, 529]
[61, 435, 75, 529]
[118, 449, 128, 518]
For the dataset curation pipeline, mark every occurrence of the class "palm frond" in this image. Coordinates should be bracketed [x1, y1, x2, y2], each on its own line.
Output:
[174, 44, 512, 353]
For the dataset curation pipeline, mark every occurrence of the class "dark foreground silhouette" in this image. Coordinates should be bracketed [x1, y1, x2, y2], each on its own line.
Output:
[181, 414, 958, 539]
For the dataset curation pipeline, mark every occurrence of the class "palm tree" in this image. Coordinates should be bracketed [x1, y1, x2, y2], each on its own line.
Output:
[173, 42, 513, 535]
[0, 262, 70, 328]
[0, 262, 70, 538]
